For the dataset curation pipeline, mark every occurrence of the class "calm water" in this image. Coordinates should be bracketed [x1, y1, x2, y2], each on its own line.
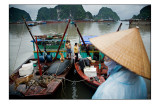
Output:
[9, 21, 151, 99]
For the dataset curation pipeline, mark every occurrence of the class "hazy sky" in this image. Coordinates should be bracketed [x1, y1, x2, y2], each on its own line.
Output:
[9, 4, 148, 20]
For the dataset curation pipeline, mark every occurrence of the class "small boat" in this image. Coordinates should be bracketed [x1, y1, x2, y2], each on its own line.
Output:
[9, 19, 73, 98]
[27, 22, 37, 26]
[74, 36, 108, 90]
[73, 22, 123, 90]
[9, 33, 73, 98]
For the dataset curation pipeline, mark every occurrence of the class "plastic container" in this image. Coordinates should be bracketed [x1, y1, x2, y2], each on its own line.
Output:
[30, 60, 37, 67]
[22, 63, 33, 68]
[19, 63, 34, 76]
[84, 66, 97, 77]
[39, 54, 45, 62]
[46, 55, 52, 62]
[30, 60, 37, 64]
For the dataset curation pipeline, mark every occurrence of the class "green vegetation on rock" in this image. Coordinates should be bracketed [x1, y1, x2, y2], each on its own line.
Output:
[36, 5, 119, 21]
[36, 7, 57, 21]
[36, 5, 87, 21]
[132, 5, 151, 20]
[95, 7, 120, 21]
[85, 11, 93, 19]
[9, 7, 32, 23]
[9, 5, 121, 22]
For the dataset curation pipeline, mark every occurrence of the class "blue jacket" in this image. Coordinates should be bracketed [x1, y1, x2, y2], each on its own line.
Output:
[92, 65, 147, 99]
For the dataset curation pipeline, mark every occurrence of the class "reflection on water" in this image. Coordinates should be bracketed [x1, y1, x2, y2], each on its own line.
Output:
[9, 24, 28, 38]
[98, 22, 118, 34]
[72, 82, 78, 99]
[9, 24, 33, 74]
[9, 21, 151, 99]
[71, 69, 78, 99]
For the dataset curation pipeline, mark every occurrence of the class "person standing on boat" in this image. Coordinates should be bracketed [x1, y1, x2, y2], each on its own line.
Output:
[65, 40, 72, 59]
[74, 43, 79, 62]
[89, 27, 151, 99]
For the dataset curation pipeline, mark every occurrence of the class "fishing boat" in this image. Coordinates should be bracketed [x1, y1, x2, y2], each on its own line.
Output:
[27, 22, 37, 26]
[27, 23, 35, 26]
[74, 36, 107, 90]
[9, 19, 73, 98]
[74, 23, 123, 90]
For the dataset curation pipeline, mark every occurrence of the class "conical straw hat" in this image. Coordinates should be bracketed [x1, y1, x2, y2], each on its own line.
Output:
[90, 27, 151, 79]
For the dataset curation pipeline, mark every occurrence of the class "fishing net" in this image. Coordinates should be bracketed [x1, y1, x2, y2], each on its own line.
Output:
[46, 59, 71, 75]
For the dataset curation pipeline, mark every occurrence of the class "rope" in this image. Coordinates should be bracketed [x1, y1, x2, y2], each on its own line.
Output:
[60, 79, 66, 97]
[55, 59, 70, 76]
[55, 62, 61, 75]
[53, 77, 89, 83]
[64, 78, 87, 83]
[83, 58, 86, 67]
[12, 24, 25, 71]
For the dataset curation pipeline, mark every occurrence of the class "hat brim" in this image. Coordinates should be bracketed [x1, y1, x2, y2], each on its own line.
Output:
[90, 28, 151, 79]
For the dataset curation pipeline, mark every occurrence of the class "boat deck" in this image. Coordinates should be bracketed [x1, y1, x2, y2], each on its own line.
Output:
[9, 56, 73, 97]
[75, 61, 107, 90]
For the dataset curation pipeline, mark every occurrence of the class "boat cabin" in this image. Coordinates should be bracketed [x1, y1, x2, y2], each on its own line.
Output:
[79, 36, 104, 61]
[31, 33, 67, 60]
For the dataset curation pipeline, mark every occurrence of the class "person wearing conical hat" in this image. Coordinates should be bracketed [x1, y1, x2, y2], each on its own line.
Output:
[90, 27, 150, 99]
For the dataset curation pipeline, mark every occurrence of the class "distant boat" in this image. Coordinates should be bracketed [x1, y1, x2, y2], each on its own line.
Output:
[27, 22, 38, 26]
[27, 23, 35, 26]
[41, 21, 46, 24]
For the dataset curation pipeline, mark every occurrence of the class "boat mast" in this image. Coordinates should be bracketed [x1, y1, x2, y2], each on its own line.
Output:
[54, 19, 71, 60]
[35, 36, 42, 76]
[74, 23, 91, 57]
[117, 23, 122, 32]
[22, 17, 43, 55]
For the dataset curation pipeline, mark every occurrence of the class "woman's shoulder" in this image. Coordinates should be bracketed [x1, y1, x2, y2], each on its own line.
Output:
[110, 68, 140, 85]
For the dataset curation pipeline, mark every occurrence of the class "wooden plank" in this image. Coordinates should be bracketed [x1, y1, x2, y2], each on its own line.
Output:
[47, 79, 62, 93]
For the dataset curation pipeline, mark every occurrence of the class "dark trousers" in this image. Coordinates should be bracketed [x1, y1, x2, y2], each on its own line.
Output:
[75, 53, 78, 62]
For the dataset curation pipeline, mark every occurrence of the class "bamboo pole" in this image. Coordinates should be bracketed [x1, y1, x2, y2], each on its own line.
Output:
[74, 23, 91, 57]
[22, 17, 42, 55]
[117, 23, 122, 32]
[54, 19, 71, 60]
[35, 36, 42, 76]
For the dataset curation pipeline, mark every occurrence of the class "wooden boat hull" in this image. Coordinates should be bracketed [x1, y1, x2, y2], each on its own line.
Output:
[9, 55, 73, 98]
[74, 62, 107, 90]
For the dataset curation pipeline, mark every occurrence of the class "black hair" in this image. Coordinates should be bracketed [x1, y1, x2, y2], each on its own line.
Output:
[75, 43, 77, 46]
[66, 40, 70, 43]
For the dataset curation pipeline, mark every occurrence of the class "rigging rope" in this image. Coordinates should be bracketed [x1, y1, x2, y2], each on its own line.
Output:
[55, 61, 61, 75]
[12, 23, 25, 72]
[63, 77, 88, 83]
[49, 76, 88, 83]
